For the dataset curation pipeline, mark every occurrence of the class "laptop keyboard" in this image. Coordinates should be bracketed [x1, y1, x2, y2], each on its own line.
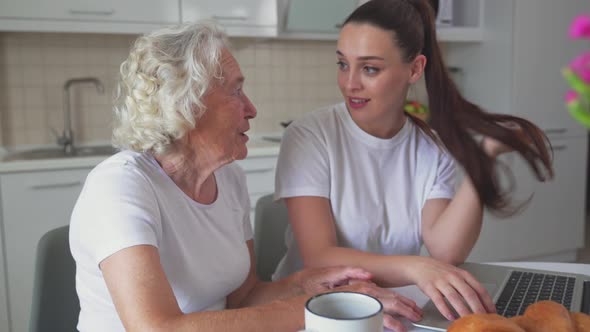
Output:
[495, 271, 576, 317]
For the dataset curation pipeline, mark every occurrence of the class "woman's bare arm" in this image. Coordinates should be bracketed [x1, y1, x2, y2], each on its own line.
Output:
[100, 245, 306, 332]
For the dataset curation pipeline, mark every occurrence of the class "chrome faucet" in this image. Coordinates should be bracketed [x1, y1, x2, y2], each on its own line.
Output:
[59, 78, 105, 154]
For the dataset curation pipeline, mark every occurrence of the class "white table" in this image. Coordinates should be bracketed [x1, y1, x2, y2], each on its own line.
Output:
[387, 262, 590, 332]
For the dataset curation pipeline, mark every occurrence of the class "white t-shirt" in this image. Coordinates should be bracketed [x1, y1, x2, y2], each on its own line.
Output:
[273, 103, 456, 280]
[70, 151, 253, 332]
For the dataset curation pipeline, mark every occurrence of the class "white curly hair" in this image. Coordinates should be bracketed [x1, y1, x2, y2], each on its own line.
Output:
[112, 21, 229, 154]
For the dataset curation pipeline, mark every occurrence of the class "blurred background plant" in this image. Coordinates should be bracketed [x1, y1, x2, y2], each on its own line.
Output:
[404, 100, 429, 121]
[563, 14, 590, 128]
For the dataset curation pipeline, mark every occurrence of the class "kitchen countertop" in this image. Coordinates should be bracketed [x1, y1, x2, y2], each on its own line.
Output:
[0, 138, 280, 173]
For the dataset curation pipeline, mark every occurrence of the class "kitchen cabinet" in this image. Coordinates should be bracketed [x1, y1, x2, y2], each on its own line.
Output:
[235, 154, 278, 229]
[435, 0, 484, 42]
[0, 0, 180, 34]
[282, 0, 357, 34]
[0, 0, 485, 41]
[446, 0, 589, 134]
[442, 0, 590, 262]
[469, 136, 588, 262]
[181, 0, 277, 37]
[278, 0, 484, 42]
[510, 0, 589, 136]
[0, 168, 89, 332]
[0, 225, 8, 332]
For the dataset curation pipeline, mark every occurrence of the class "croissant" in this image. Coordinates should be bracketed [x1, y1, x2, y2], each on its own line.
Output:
[448, 301, 590, 332]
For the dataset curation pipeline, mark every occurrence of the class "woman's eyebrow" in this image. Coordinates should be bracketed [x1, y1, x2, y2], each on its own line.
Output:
[336, 50, 385, 61]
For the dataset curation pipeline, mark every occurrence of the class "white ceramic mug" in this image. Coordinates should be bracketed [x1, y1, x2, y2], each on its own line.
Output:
[300, 291, 383, 332]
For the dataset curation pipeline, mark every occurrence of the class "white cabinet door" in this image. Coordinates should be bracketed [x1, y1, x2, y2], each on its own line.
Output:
[235, 155, 277, 230]
[0, 169, 90, 332]
[284, 0, 357, 34]
[181, 0, 277, 37]
[511, 0, 590, 135]
[469, 136, 588, 262]
[0, 214, 8, 332]
[0, 0, 179, 23]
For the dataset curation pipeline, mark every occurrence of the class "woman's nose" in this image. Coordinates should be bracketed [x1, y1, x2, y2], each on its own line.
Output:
[244, 95, 257, 119]
[346, 72, 362, 91]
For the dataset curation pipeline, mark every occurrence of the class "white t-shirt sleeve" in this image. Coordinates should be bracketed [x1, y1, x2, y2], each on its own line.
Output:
[70, 164, 162, 267]
[427, 149, 457, 200]
[275, 121, 330, 200]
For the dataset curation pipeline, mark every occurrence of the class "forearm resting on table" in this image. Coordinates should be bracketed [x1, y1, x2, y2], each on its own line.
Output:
[422, 176, 483, 265]
[302, 246, 418, 288]
[133, 296, 307, 332]
[227, 241, 306, 308]
[102, 244, 307, 332]
[230, 277, 305, 308]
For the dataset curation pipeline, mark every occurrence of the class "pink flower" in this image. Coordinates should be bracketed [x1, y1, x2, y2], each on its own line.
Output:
[565, 90, 578, 103]
[569, 15, 590, 39]
[570, 52, 590, 84]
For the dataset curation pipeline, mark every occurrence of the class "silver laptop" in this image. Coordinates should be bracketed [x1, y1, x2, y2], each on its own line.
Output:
[413, 262, 589, 331]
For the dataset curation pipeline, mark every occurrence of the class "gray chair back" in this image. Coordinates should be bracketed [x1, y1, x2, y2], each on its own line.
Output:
[29, 225, 79, 332]
[253, 194, 290, 281]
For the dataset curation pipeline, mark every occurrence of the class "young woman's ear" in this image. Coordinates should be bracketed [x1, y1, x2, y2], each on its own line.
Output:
[409, 54, 427, 84]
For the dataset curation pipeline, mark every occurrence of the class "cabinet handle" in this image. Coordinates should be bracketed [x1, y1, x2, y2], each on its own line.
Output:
[30, 181, 82, 190]
[69, 9, 115, 16]
[553, 145, 567, 151]
[212, 15, 249, 21]
[544, 128, 567, 135]
[246, 168, 273, 174]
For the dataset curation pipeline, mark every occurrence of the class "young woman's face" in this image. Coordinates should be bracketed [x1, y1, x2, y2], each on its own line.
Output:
[336, 23, 425, 138]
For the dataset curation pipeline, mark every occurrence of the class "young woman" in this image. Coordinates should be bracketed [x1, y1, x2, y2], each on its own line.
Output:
[273, 0, 553, 323]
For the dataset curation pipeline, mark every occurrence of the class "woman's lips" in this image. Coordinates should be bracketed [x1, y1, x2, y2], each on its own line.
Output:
[348, 97, 370, 109]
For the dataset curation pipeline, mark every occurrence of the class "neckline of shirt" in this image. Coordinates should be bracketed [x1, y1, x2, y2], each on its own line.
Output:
[141, 151, 223, 209]
[336, 102, 411, 149]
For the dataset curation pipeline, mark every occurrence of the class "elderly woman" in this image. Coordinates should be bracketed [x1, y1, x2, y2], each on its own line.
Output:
[69, 22, 422, 332]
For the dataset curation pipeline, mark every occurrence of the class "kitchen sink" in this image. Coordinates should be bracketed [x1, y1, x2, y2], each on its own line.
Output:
[2, 145, 118, 162]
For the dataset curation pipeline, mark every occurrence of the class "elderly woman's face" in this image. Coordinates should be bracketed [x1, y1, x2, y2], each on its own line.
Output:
[192, 49, 257, 162]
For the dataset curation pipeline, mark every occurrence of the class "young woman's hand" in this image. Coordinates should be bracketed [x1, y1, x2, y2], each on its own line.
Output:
[407, 257, 496, 321]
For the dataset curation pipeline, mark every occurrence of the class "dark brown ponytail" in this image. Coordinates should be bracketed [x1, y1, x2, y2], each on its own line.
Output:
[345, 0, 553, 214]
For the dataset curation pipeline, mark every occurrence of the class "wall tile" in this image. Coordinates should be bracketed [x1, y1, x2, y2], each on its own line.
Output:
[23, 108, 46, 131]
[4, 66, 24, 87]
[24, 128, 45, 145]
[2, 45, 22, 65]
[23, 88, 46, 108]
[43, 47, 69, 66]
[22, 66, 45, 87]
[0, 32, 345, 147]
[6, 87, 24, 109]
[5, 108, 26, 130]
[20, 46, 43, 65]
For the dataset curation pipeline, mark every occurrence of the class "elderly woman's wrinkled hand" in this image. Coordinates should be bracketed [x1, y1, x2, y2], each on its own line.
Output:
[291, 267, 423, 332]
[292, 266, 373, 295]
[336, 281, 423, 332]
